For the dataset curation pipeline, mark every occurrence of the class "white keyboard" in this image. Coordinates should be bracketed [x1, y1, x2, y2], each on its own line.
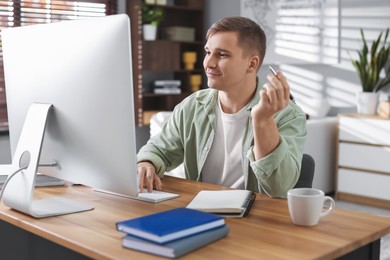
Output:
[134, 189, 180, 203]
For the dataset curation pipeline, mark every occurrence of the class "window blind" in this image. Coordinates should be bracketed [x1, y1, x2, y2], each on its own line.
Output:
[0, 0, 117, 128]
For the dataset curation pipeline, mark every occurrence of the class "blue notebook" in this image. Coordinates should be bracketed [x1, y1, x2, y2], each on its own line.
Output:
[116, 207, 225, 243]
[122, 225, 229, 258]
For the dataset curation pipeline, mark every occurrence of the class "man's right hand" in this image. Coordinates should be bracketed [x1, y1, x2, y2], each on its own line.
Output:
[137, 161, 163, 192]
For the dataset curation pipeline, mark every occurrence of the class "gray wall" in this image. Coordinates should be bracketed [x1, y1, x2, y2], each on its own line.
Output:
[204, 0, 240, 27]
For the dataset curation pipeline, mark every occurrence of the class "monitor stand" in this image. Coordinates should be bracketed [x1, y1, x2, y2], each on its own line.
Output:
[1, 103, 93, 218]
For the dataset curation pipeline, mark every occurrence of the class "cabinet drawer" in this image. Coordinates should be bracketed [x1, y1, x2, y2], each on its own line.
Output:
[338, 143, 390, 173]
[339, 117, 390, 146]
[337, 169, 390, 201]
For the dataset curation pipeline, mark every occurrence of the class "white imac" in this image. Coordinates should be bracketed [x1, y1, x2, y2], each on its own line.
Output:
[1, 14, 140, 218]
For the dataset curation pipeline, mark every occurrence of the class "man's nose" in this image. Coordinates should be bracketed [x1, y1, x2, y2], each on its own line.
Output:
[204, 55, 216, 69]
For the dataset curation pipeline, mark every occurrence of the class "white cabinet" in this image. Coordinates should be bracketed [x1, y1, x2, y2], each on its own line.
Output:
[336, 114, 390, 209]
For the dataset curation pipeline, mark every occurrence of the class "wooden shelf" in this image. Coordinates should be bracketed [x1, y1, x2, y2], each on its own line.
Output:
[127, 0, 205, 127]
[143, 39, 204, 44]
[148, 4, 204, 11]
[142, 91, 192, 98]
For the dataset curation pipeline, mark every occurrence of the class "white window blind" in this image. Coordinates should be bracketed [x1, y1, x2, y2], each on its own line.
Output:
[0, 0, 117, 128]
[241, 0, 340, 64]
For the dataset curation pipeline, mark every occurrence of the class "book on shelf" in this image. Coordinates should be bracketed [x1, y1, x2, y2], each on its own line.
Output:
[154, 80, 181, 87]
[116, 207, 225, 243]
[187, 190, 256, 218]
[154, 87, 181, 94]
[121, 224, 229, 258]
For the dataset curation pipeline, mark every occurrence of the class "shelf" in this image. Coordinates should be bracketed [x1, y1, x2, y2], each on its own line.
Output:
[142, 69, 203, 73]
[143, 39, 204, 45]
[145, 4, 203, 11]
[128, 0, 204, 127]
[143, 91, 192, 98]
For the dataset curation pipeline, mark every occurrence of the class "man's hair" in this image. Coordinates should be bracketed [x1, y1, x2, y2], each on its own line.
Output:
[206, 16, 267, 65]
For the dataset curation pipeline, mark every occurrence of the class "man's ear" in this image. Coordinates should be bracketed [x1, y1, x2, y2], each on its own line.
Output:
[248, 55, 260, 72]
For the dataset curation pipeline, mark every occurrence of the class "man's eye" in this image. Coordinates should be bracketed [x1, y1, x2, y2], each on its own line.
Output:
[219, 53, 227, 58]
[205, 50, 211, 55]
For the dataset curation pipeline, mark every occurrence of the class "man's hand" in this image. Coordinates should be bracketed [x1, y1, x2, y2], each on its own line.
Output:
[251, 70, 290, 121]
[137, 161, 163, 192]
[250, 70, 291, 159]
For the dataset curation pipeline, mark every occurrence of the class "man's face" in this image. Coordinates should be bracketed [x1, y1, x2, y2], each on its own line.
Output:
[203, 31, 252, 92]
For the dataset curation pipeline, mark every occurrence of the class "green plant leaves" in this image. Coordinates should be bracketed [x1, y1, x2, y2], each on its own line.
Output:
[352, 28, 390, 92]
[141, 4, 164, 25]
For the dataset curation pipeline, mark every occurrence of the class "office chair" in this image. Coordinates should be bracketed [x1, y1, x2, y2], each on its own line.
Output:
[293, 154, 315, 188]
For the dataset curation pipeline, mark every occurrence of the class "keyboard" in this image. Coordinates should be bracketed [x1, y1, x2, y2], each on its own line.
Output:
[0, 174, 179, 203]
[134, 189, 180, 203]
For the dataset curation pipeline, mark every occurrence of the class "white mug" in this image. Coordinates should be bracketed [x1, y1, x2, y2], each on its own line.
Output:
[287, 188, 335, 226]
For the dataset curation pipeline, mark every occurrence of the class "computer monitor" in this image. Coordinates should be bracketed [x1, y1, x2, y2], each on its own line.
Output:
[1, 14, 139, 217]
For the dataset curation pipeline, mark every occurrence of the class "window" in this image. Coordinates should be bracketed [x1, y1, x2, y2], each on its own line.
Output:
[0, 0, 117, 129]
[241, 0, 339, 64]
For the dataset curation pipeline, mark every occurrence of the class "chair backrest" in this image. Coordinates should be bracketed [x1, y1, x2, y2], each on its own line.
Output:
[293, 154, 315, 188]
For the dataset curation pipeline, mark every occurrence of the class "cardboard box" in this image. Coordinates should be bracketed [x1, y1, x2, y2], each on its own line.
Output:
[162, 27, 195, 42]
[156, 0, 167, 5]
[378, 101, 390, 118]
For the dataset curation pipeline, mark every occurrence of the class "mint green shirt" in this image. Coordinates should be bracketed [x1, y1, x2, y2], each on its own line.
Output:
[137, 86, 307, 198]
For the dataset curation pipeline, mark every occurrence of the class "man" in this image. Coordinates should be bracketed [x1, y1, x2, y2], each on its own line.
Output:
[137, 16, 306, 198]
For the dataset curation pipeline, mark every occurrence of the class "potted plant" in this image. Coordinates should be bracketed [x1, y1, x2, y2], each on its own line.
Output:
[351, 28, 390, 115]
[141, 4, 164, 41]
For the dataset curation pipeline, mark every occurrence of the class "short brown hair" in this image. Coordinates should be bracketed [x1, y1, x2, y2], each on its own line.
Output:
[206, 16, 266, 65]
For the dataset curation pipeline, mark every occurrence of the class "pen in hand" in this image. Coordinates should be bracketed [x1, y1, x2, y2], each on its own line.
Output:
[269, 65, 294, 101]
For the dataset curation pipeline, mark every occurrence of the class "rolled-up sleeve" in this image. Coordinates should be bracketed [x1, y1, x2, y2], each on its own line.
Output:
[247, 104, 307, 198]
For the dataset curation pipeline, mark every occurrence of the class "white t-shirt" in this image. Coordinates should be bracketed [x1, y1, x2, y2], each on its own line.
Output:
[202, 99, 248, 189]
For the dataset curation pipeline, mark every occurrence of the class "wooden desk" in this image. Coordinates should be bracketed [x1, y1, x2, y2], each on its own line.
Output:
[1, 176, 389, 260]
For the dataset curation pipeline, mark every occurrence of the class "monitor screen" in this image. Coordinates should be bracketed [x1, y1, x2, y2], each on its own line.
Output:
[2, 14, 139, 216]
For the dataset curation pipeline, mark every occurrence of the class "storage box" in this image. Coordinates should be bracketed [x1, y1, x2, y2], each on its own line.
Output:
[378, 101, 390, 118]
[162, 27, 195, 42]
[156, 0, 167, 5]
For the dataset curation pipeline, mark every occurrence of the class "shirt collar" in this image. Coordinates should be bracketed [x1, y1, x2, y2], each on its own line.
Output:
[246, 77, 262, 112]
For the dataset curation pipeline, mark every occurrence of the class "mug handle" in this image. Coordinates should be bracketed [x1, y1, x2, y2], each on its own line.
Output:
[320, 196, 335, 218]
